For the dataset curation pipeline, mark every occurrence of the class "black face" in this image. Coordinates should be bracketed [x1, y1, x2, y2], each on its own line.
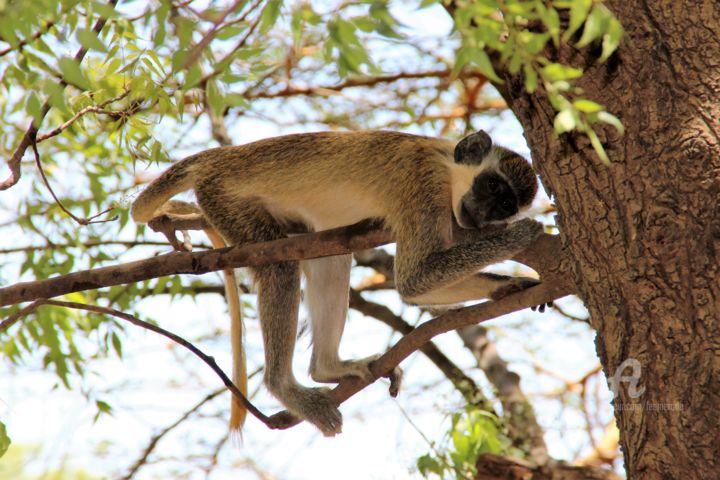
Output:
[458, 171, 519, 228]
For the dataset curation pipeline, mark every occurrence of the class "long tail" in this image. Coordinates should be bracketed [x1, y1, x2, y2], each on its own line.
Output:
[131, 159, 196, 223]
[205, 229, 248, 433]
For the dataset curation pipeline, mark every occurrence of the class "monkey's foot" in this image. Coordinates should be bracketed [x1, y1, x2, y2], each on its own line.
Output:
[490, 277, 552, 312]
[383, 365, 403, 398]
[287, 386, 343, 437]
[310, 355, 380, 384]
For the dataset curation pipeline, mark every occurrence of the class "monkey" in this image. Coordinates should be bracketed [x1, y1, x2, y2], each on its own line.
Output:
[131, 130, 543, 437]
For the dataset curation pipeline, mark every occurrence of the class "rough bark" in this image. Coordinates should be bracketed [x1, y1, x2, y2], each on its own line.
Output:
[499, 2, 720, 478]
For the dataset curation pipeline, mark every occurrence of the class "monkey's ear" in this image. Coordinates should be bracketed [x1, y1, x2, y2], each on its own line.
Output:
[454, 130, 492, 165]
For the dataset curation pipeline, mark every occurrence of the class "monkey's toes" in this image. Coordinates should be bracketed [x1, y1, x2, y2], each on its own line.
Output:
[302, 388, 343, 437]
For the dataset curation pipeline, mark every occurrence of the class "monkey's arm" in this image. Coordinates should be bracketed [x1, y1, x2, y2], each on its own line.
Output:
[397, 218, 543, 305]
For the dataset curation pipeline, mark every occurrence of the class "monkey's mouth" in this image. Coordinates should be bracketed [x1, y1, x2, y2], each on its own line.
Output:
[460, 203, 480, 230]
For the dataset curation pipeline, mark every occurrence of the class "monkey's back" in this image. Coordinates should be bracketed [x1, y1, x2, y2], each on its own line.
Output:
[189, 131, 455, 231]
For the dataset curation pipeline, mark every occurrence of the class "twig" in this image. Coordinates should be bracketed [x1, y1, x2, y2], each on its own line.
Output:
[35, 89, 131, 142]
[349, 289, 494, 411]
[0, 0, 120, 190]
[267, 279, 575, 430]
[15, 299, 271, 427]
[121, 387, 226, 480]
[31, 137, 118, 225]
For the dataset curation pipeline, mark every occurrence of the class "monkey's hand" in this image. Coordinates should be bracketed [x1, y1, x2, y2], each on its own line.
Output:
[489, 276, 552, 313]
[504, 218, 544, 248]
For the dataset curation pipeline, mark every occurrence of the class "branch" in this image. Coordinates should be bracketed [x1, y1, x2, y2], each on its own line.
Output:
[0, 220, 391, 306]
[18, 299, 270, 427]
[349, 289, 495, 411]
[121, 387, 226, 480]
[475, 453, 623, 480]
[241, 69, 489, 100]
[458, 325, 549, 464]
[266, 278, 575, 430]
[31, 138, 118, 225]
[0, 0, 120, 190]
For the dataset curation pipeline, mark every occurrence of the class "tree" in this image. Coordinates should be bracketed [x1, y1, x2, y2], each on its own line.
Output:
[1, 0, 715, 478]
[474, 2, 720, 478]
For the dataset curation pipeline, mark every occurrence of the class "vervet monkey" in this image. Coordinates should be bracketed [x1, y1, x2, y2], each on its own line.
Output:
[132, 130, 542, 437]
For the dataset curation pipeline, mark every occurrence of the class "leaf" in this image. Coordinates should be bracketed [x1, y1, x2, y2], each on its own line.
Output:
[542, 63, 583, 81]
[576, 5, 610, 48]
[562, 0, 592, 42]
[206, 80, 225, 116]
[523, 63, 538, 93]
[600, 17, 624, 62]
[111, 331, 123, 358]
[0, 421, 10, 459]
[597, 111, 625, 135]
[58, 57, 92, 90]
[554, 109, 576, 134]
[470, 48, 503, 83]
[587, 128, 610, 164]
[259, 0, 282, 34]
[77, 28, 107, 52]
[573, 98, 603, 113]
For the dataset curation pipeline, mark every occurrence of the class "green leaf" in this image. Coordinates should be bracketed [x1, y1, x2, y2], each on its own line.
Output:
[58, 57, 91, 90]
[77, 28, 107, 52]
[524, 63, 538, 93]
[596, 111, 625, 135]
[259, 0, 281, 34]
[587, 128, 610, 163]
[26, 92, 43, 124]
[600, 17, 624, 62]
[562, 0, 592, 42]
[542, 63, 583, 81]
[111, 331, 123, 358]
[576, 5, 610, 48]
[573, 98, 603, 113]
[554, 109, 576, 134]
[206, 80, 225, 115]
[470, 48, 503, 83]
[0, 422, 9, 459]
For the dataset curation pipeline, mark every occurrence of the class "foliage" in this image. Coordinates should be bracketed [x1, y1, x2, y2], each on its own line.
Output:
[417, 406, 511, 479]
[451, 0, 624, 163]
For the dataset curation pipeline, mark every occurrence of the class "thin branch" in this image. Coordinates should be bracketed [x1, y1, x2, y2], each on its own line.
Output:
[349, 289, 494, 411]
[0, 0, 120, 190]
[241, 69, 488, 101]
[0, 219, 569, 308]
[266, 278, 575, 430]
[35, 89, 131, 142]
[181, 0, 250, 71]
[22, 299, 270, 427]
[0, 240, 212, 255]
[31, 138, 118, 225]
[121, 388, 226, 480]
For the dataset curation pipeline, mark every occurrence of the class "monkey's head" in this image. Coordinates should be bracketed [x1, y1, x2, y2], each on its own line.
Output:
[453, 130, 538, 229]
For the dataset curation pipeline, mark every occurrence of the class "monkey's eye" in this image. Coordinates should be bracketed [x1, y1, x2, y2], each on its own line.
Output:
[487, 178, 500, 193]
[501, 199, 513, 211]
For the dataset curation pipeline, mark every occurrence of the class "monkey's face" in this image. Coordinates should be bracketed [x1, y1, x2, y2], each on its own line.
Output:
[457, 171, 519, 228]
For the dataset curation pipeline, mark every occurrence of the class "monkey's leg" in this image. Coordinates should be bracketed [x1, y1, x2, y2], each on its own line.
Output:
[198, 197, 343, 436]
[404, 272, 538, 305]
[396, 218, 543, 303]
[302, 255, 376, 383]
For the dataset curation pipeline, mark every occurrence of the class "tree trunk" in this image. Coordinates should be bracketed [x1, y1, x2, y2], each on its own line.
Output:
[502, 2, 720, 478]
